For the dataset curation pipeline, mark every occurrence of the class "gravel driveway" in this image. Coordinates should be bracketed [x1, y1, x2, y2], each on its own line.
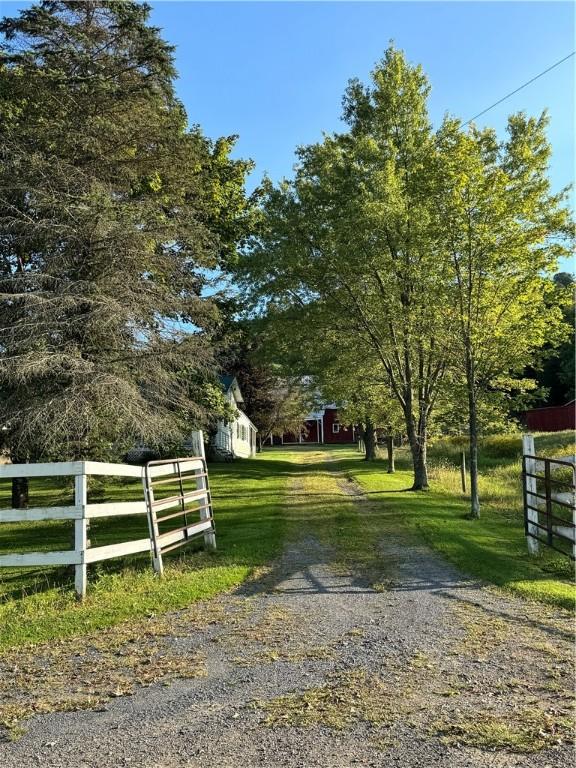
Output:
[0, 451, 573, 767]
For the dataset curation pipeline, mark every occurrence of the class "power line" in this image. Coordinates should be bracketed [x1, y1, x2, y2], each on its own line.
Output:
[463, 51, 575, 126]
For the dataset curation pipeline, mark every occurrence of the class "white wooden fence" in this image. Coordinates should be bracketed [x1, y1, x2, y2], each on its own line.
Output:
[0, 452, 214, 599]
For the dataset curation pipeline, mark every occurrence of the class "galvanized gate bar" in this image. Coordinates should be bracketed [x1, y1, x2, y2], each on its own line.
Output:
[522, 450, 575, 560]
[144, 457, 216, 576]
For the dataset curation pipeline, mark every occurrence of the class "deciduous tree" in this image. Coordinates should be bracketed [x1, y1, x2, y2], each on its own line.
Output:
[434, 115, 573, 517]
[238, 47, 447, 489]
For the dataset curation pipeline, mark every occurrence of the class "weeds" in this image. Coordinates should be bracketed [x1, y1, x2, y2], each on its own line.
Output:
[433, 707, 573, 752]
[256, 668, 397, 729]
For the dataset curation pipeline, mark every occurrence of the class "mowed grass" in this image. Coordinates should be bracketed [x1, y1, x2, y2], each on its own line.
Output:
[338, 431, 575, 610]
[0, 431, 573, 649]
[261, 447, 396, 583]
[0, 451, 296, 649]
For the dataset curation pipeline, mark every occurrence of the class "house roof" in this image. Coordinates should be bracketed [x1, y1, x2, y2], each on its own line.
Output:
[219, 374, 244, 406]
[219, 374, 235, 391]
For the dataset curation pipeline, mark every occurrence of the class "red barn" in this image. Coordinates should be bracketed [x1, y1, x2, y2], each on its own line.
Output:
[523, 401, 576, 432]
[268, 406, 357, 445]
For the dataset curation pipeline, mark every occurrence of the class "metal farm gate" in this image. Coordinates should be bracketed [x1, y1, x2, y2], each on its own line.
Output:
[144, 457, 216, 576]
[522, 435, 575, 559]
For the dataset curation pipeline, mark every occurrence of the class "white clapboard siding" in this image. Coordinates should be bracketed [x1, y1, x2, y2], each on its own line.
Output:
[0, 550, 81, 566]
[84, 538, 151, 564]
[85, 501, 147, 519]
[0, 506, 80, 522]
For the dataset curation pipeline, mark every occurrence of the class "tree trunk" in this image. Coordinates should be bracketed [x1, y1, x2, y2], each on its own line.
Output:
[467, 379, 480, 519]
[411, 441, 428, 490]
[386, 433, 395, 473]
[257, 434, 263, 453]
[12, 477, 29, 509]
[364, 418, 377, 461]
[405, 411, 429, 490]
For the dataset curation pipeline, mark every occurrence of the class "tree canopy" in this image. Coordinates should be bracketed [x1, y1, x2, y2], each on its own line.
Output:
[236, 45, 573, 500]
[0, 0, 253, 461]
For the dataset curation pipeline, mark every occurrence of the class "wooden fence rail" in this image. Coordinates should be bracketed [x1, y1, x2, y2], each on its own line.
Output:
[0, 450, 214, 599]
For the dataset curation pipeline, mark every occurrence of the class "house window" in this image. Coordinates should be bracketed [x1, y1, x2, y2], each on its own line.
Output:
[237, 423, 240, 439]
[332, 421, 340, 434]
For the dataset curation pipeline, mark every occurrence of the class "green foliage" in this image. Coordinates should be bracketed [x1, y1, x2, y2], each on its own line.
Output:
[238, 46, 446, 487]
[0, 1, 252, 461]
[237, 44, 573, 498]
[201, 382, 238, 424]
[434, 115, 573, 404]
[432, 112, 573, 515]
[0, 451, 291, 649]
[528, 274, 575, 406]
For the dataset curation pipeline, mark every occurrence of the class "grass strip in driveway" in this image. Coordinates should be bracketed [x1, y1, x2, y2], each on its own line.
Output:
[333, 435, 575, 610]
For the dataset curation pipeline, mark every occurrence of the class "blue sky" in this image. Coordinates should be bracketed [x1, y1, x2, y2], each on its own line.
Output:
[144, 2, 574, 203]
[3, 1, 575, 268]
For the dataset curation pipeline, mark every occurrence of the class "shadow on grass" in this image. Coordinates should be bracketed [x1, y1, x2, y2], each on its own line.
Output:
[0, 454, 299, 603]
[0, 444, 574, 617]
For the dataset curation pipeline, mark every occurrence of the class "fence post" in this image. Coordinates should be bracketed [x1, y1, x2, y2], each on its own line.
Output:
[387, 434, 395, 474]
[143, 470, 164, 576]
[74, 470, 88, 599]
[199, 430, 206, 460]
[544, 460, 553, 547]
[199, 460, 216, 551]
[460, 451, 467, 493]
[522, 434, 539, 555]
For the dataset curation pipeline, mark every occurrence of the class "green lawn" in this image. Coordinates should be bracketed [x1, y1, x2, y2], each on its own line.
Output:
[339, 431, 575, 610]
[0, 432, 573, 650]
[0, 451, 295, 649]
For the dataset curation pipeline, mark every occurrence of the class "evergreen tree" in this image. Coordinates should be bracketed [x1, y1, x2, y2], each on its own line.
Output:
[0, 1, 252, 471]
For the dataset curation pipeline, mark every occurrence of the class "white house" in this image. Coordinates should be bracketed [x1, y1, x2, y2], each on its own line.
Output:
[213, 375, 258, 458]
